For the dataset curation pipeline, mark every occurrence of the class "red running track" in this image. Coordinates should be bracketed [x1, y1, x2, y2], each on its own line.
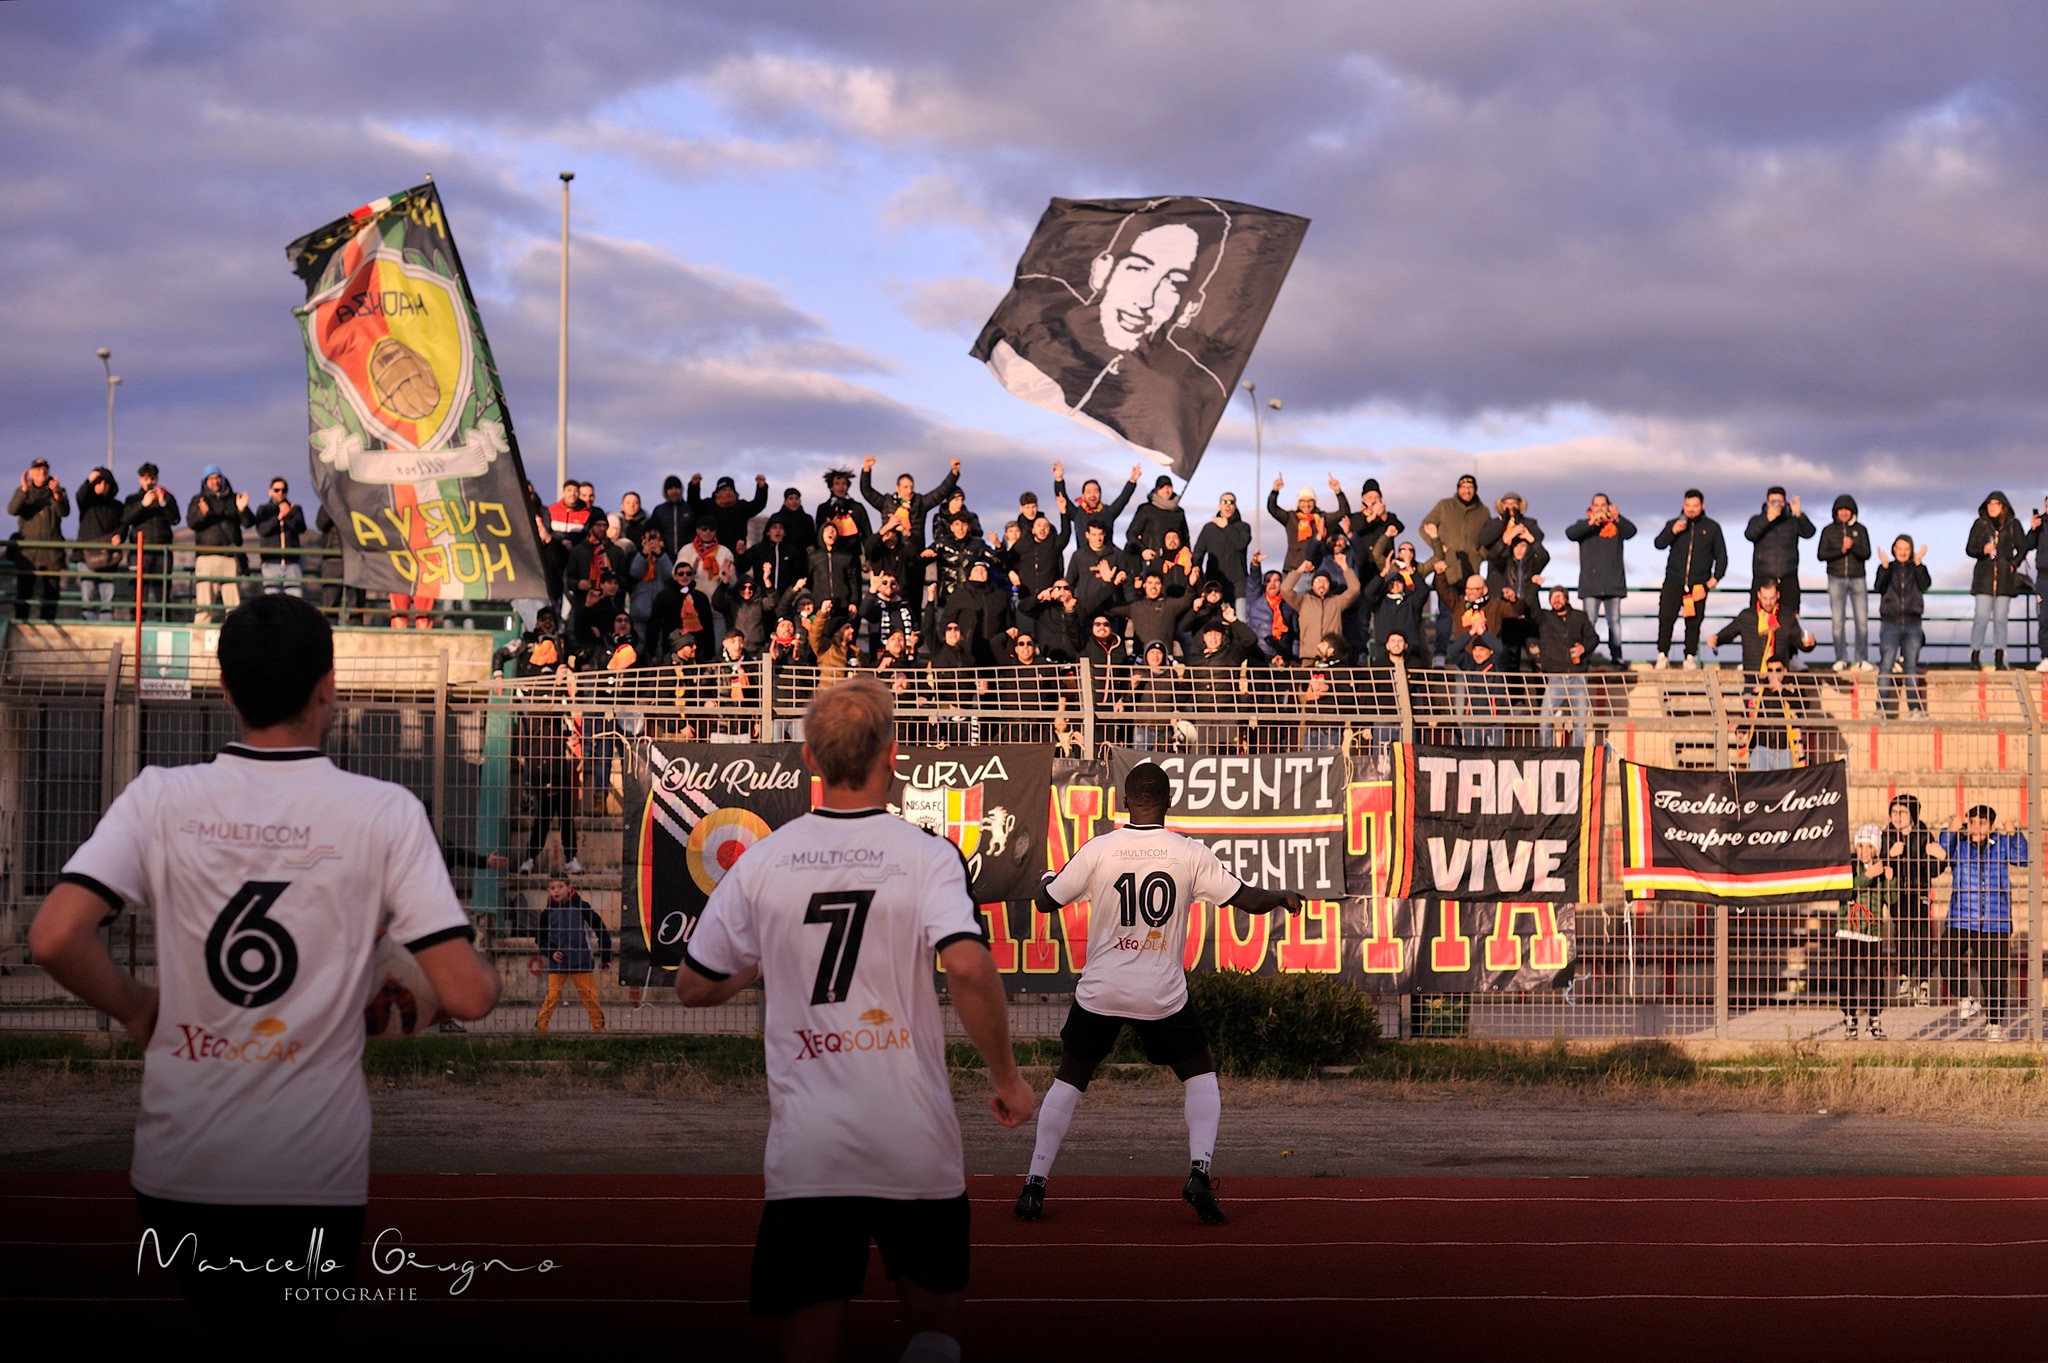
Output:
[5, 1172, 2045, 1359]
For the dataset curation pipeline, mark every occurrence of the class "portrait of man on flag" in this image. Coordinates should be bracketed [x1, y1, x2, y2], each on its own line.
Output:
[972, 195, 1309, 481]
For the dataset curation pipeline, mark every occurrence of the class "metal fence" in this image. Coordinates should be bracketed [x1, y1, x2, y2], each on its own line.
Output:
[2, 641, 2041, 1042]
[7, 537, 2043, 661]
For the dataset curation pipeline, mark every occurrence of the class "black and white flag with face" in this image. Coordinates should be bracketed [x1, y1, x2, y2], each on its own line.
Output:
[971, 196, 1309, 481]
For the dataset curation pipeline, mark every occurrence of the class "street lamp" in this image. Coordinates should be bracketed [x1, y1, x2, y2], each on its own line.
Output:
[1241, 380, 1282, 567]
[556, 171, 574, 492]
[97, 347, 120, 468]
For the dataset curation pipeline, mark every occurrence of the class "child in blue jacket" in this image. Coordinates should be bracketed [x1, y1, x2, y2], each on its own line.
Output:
[1938, 805, 2029, 1040]
[536, 877, 613, 1033]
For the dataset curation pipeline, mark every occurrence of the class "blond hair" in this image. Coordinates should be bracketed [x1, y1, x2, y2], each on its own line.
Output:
[803, 677, 896, 788]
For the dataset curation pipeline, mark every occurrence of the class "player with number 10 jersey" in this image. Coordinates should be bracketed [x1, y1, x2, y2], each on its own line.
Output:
[1019, 760, 1302, 1225]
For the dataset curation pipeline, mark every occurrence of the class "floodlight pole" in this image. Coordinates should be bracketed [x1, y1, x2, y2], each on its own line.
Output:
[556, 171, 574, 492]
[97, 348, 119, 467]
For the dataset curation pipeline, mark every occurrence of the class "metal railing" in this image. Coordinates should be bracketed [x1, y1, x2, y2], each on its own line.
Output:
[1, 644, 2041, 1042]
[6, 538, 2043, 658]
[5, 539, 518, 631]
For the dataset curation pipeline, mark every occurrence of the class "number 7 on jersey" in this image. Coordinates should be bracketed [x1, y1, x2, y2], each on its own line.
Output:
[805, 891, 875, 1005]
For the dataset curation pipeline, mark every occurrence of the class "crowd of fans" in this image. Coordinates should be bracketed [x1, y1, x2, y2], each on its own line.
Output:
[15, 458, 2048, 718]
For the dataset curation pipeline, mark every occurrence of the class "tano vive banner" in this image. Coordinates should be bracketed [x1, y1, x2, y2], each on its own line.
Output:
[1384, 745, 1604, 902]
[618, 742, 1053, 986]
[1618, 759, 1852, 903]
[286, 181, 547, 600]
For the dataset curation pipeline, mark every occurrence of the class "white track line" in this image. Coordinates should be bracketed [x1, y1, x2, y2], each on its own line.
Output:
[12, 1192, 2048, 1208]
[17, 1236, 2048, 1251]
[23, 1293, 2048, 1307]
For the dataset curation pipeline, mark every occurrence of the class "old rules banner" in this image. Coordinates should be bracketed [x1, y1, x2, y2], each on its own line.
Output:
[287, 181, 547, 601]
[972, 196, 1309, 481]
[620, 743, 809, 988]
[621, 742, 1054, 985]
[1385, 745, 1604, 902]
[1618, 760, 1852, 903]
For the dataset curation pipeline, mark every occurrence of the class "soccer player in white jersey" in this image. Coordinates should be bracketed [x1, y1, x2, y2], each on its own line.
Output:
[1017, 760, 1303, 1225]
[677, 676, 1033, 1363]
[28, 595, 500, 1335]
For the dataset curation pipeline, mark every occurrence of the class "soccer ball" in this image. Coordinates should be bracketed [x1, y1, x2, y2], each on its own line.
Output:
[367, 338, 442, 421]
[363, 934, 445, 1039]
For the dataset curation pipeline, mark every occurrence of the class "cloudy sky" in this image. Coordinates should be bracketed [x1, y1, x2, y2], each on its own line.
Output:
[6, 2, 2043, 588]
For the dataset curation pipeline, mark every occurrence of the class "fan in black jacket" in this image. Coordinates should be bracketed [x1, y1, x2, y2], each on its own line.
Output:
[1872, 535, 1931, 717]
[1816, 494, 1874, 671]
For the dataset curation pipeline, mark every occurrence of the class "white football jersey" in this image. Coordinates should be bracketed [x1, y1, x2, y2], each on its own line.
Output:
[1043, 823, 1244, 1021]
[685, 807, 985, 1200]
[61, 746, 471, 1205]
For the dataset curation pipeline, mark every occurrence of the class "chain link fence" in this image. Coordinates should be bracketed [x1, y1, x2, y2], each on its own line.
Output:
[2, 632, 2040, 1042]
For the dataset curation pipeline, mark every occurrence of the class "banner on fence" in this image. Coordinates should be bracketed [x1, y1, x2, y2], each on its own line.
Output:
[1384, 745, 1604, 903]
[287, 181, 548, 600]
[1010, 751, 1571, 993]
[618, 742, 1055, 985]
[889, 746, 1052, 902]
[1104, 748, 1347, 898]
[1618, 759, 1852, 902]
[974, 890, 1573, 995]
[618, 744, 809, 987]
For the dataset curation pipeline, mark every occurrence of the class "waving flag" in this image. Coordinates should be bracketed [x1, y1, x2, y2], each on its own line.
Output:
[287, 182, 547, 600]
[972, 196, 1309, 481]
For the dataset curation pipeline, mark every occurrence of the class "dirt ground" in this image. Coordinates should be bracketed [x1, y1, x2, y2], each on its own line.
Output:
[6, 1070, 2046, 1179]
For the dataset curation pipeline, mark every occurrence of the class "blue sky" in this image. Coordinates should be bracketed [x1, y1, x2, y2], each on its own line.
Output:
[5, 2, 2045, 590]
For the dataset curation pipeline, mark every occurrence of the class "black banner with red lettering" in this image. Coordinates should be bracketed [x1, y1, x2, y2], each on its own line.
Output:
[993, 752, 1575, 994]
[972, 891, 1573, 996]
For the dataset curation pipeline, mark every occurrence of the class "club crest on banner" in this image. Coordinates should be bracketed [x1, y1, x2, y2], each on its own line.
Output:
[305, 245, 475, 456]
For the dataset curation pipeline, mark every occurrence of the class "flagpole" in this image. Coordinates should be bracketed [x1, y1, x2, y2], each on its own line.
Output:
[1242, 381, 1281, 570]
[556, 170, 574, 491]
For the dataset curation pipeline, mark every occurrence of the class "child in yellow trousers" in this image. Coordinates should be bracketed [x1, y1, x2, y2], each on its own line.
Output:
[537, 876, 611, 1032]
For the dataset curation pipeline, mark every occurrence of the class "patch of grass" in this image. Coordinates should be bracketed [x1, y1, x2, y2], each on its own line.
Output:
[7, 1029, 2047, 1122]
[0, 1033, 143, 1064]
[1338, 1038, 1697, 1086]
[1685, 1045, 2048, 1122]
[358, 1034, 768, 1083]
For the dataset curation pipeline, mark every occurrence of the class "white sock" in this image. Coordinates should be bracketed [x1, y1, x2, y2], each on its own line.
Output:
[901, 1331, 961, 1363]
[1028, 1079, 1083, 1179]
[1184, 1072, 1221, 1169]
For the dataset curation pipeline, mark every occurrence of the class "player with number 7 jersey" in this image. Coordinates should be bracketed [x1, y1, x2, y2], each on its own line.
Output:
[676, 678, 1030, 1362]
[1016, 760, 1304, 1226]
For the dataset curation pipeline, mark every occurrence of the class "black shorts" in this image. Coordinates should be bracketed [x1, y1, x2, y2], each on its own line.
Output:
[1059, 998, 1214, 1084]
[749, 1193, 970, 1317]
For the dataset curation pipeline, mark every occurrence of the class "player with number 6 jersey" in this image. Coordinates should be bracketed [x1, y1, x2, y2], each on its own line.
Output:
[677, 677, 1031, 1363]
[28, 596, 500, 1339]
[1017, 760, 1304, 1226]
